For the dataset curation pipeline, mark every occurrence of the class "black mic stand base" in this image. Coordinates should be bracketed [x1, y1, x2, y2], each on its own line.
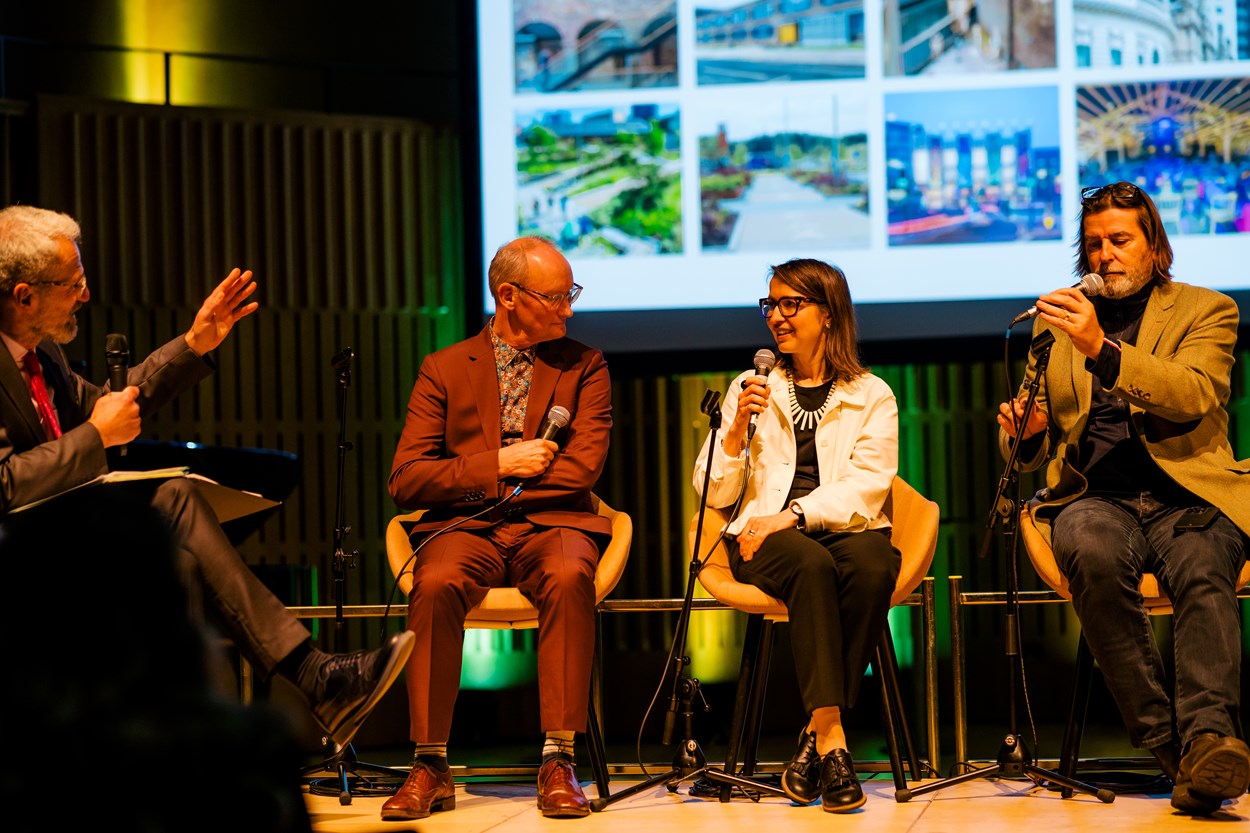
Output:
[303, 739, 407, 805]
[589, 678, 786, 812]
[896, 732, 1114, 804]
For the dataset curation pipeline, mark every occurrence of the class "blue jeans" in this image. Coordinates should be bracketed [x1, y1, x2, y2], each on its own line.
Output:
[1052, 493, 1246, 751]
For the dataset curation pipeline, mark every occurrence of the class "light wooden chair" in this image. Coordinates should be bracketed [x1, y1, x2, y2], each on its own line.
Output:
[385, 492, 632, 796]
[689, 475, 940, 797]
[1020, 504, 1250, 795]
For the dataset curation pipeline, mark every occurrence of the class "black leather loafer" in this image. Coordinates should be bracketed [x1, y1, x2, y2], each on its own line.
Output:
[819, 748, 865, 813]
[781, 728, 820, 804]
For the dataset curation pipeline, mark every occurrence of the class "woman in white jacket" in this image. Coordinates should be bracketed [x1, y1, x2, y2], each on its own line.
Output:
[692, 258, 899, 813]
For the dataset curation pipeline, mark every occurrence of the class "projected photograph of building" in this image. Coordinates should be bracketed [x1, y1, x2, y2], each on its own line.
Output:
[696, 92, 869, 251]
[515, 104, 682, 256]
[694, 0, 866, 85]
[1077, 77, 1250, 235]
[1073, 0, 1245, 67]
[885, 85, 1062, 245]
[883, 0, 1056, 76]
[514, 0, 677, 93]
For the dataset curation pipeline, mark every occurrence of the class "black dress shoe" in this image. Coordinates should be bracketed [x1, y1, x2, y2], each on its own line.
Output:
[819, 749, 865, 813]
[781, 728, 820, 804]
[307, 630, 415, 748]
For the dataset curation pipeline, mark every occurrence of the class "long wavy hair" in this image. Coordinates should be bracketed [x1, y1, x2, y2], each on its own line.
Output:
[1074, 182, 1172, 286]
[769, 257, 867, 386]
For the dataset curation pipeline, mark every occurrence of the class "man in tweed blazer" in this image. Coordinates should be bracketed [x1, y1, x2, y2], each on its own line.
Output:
[997, 182, 1249, 815]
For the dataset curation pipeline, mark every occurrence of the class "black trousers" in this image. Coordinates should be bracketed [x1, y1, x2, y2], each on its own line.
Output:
[730, 527, 899, 713]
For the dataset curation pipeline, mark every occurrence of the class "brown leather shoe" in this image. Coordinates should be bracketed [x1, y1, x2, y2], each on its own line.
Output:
[536, 757, 590, 818]
[1170, 733, 1250, 816]
[380, 761, 455, 821]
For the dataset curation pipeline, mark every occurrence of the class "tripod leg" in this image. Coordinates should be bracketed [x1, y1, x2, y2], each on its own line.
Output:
[1025, 764, 1115, 804]
[589, 768, 683, 811]
[898, 762, 1005, 800]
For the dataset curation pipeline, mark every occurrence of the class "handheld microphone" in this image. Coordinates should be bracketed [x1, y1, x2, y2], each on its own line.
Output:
[105, 333, 130, 457]
[745, 348, 777, 441]
[1011, 274, 1105, 326]
[538, 405, 571, 445]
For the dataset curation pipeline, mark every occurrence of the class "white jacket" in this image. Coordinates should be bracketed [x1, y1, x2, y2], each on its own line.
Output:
[692, 368, 898, 537]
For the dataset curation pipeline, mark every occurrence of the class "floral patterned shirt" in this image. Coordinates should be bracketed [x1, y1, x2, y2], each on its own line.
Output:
[490, 318, 536, 446]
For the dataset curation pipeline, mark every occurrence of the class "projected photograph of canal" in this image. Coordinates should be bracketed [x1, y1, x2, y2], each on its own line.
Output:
[885, 84, 1062, 246]
[696, 90, 870, 252]
[694, 0, 866, 85]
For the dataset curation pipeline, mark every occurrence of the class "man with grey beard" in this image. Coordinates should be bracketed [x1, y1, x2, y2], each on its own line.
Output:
[996, 181, 1248, 815]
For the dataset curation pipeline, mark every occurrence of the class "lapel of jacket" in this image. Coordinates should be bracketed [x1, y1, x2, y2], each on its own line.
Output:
[0, 345, 48, 446]
[1134, 282, 1176, 356]
[526, 341, 563, 438]
[467, 327, 502, 449]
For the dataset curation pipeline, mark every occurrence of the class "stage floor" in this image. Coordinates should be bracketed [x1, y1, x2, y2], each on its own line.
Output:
[303, 772, 1248, 832]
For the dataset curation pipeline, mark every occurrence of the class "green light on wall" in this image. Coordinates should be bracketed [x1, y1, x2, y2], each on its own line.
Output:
[460, 629, 538, 690]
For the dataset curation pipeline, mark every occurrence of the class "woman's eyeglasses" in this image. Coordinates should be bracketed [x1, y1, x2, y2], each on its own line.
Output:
[758, 296, 820, 318]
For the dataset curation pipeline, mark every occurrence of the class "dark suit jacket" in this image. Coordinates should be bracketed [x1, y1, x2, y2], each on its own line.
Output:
[388, 325, 612, 540]
[1000, 281, 1249, 543]
[0, 337, 212, 514]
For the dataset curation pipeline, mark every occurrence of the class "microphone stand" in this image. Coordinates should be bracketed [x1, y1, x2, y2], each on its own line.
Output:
[304, 347, 407, 804]
[897, 331, 1113, 804]
[591, 390, 786, 812]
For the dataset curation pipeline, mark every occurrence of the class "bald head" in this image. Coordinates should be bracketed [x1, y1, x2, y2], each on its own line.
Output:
[487, 236, 568, 301]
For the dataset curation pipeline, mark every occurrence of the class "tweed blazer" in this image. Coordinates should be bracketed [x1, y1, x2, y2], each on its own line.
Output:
[1000, 280, 1249, 543]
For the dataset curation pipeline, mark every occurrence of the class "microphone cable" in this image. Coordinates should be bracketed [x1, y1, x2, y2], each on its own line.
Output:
[378, 484, 524, 642]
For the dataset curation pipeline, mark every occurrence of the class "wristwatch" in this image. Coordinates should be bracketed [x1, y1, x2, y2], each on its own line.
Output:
[789, 502, 806, 532]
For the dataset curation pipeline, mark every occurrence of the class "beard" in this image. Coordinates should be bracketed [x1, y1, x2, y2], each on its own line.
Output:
[1099, 267, 1152, 300]
[33, 313, 78, 345]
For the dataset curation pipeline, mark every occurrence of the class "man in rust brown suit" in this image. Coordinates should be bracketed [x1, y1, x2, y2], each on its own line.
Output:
[382, 236, 611, 821]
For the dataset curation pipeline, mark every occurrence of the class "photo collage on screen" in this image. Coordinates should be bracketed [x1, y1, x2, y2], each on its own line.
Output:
[508, 0, 1250, 263]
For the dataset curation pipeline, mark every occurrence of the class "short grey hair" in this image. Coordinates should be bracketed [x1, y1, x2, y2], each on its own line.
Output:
[0, 205, 82, 294]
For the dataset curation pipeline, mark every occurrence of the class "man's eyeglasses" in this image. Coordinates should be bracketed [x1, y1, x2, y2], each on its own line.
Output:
[29, 276, 88, 293]
[1080, 182, 1144, 204]
[759, 296, 820, 318]
[510, 282, 583, 307]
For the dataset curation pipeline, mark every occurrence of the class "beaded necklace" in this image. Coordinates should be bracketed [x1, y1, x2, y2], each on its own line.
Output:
[786, 369, 835, 431]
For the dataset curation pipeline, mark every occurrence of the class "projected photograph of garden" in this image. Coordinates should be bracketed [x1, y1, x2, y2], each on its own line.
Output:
[515, 104, 682, 256]
[884, 84, 1063, 246]
[697, 91, 869, 252]
[1077, 77, 1250, 235]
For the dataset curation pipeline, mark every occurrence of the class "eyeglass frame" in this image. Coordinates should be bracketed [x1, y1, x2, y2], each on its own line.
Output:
[508, 281, 583, 307]
[758, 296, 822, 318]
[28, 276, 88, 293]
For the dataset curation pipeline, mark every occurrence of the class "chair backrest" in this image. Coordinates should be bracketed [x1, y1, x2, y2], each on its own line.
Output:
[691, 475, 940, 615]
[385, 492, 632, 629]
[1020, 505, 1250, 614]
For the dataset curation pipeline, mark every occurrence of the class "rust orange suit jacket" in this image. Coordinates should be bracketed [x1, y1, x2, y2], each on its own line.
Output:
[388, 325, 612, 543]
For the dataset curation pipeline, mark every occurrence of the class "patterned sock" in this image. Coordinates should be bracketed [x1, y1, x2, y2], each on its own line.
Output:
[415, 743, 449, 771]
[542, 731, 576, 763]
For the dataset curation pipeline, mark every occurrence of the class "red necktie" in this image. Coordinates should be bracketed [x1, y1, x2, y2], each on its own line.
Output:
[23, 351, 62, 441]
